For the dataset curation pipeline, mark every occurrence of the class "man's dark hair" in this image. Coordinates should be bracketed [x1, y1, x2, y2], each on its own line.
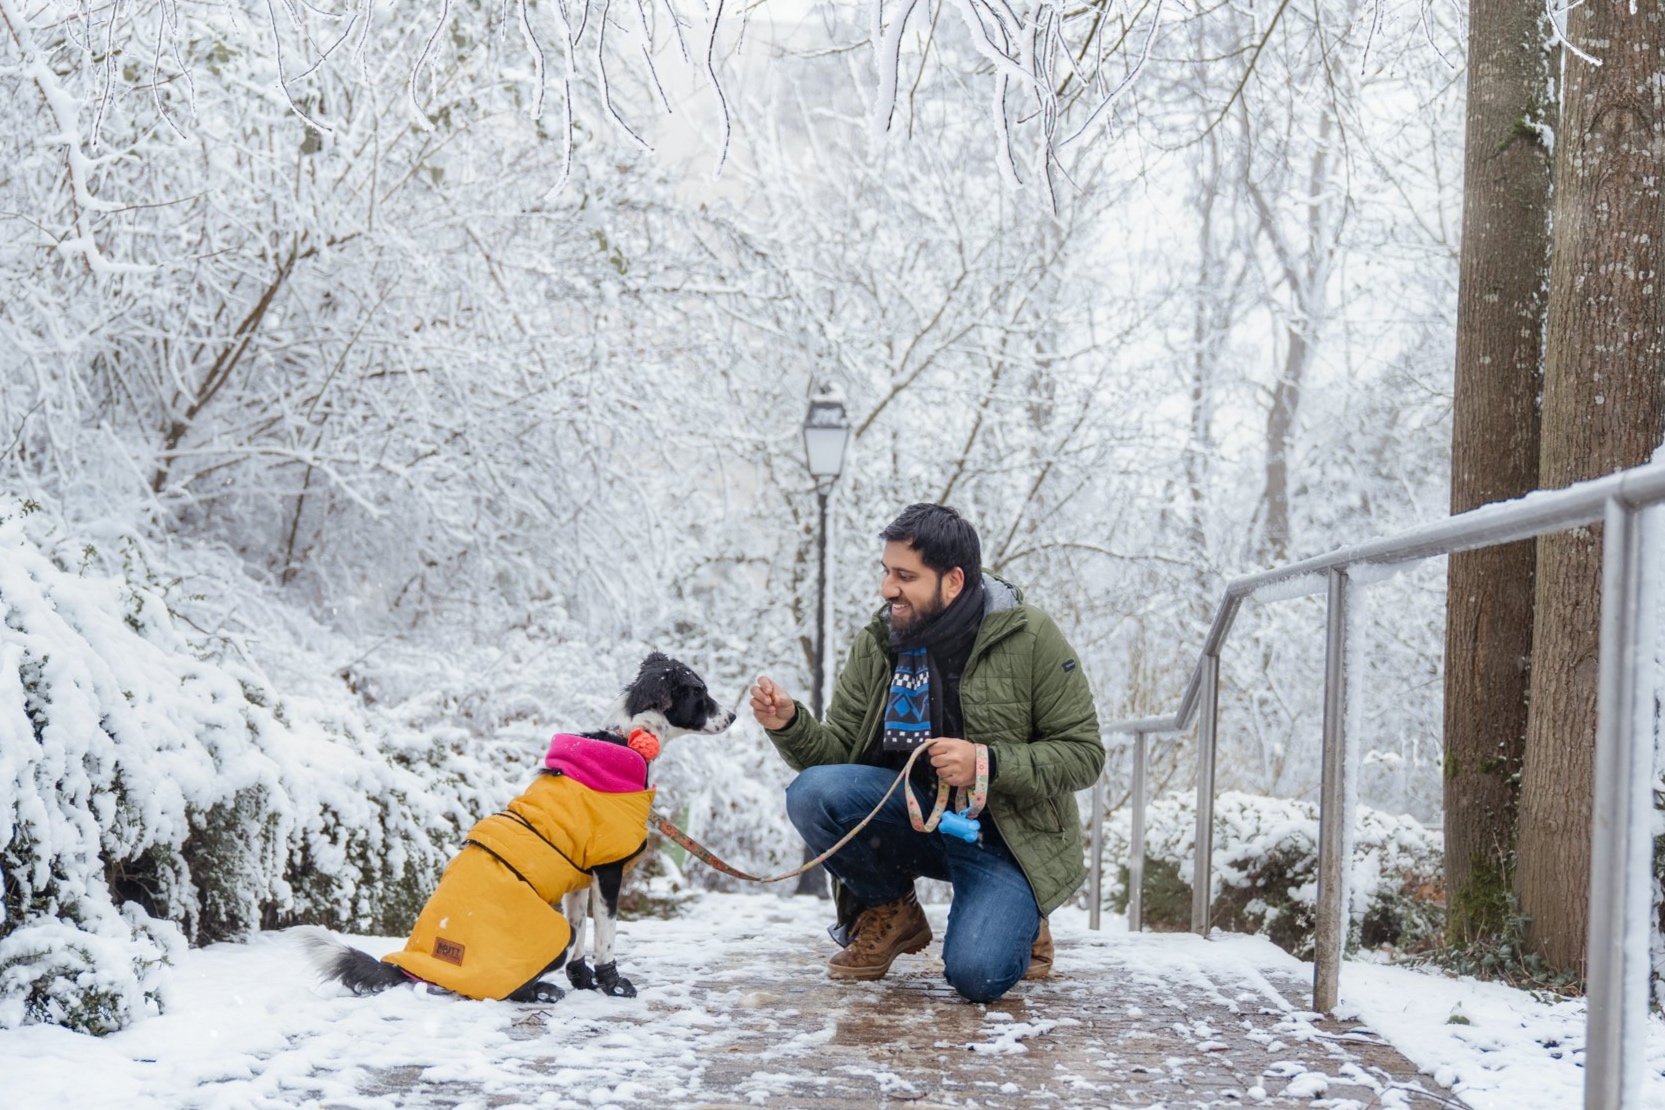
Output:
[880, 503, 982, 579]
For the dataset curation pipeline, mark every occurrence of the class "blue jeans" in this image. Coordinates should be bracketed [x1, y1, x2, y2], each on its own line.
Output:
[785, 763, 1041, 1003]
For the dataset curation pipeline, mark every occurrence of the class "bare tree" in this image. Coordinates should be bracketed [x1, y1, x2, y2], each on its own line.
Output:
[1246, 103, 1338, 563]
[1441, 0, 1552, 947]
[1518, 0, 1665, 973]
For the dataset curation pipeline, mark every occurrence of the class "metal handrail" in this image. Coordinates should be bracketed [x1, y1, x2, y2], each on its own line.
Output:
[1082, 456, 1665, 1109]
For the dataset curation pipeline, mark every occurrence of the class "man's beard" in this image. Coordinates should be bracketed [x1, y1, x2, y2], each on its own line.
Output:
[891, 583, 947, 638]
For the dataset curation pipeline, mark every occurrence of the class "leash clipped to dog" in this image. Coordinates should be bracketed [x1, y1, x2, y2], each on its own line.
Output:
[651, 742, 990, 884]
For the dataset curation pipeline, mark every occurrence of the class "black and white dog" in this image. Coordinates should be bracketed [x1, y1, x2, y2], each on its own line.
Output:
[303, 652, 734, 1003]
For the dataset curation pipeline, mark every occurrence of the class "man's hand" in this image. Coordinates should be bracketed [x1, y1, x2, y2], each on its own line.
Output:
[927, 738, 980, 788]
[749, 675, 797, 731]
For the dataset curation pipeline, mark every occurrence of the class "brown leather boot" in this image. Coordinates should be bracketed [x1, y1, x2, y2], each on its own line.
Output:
[826, 891, 932, 980]
[1023, 917, 1053, 980]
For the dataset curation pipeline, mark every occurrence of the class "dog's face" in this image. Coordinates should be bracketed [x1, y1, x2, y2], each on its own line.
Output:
[624, 652, 736, 739]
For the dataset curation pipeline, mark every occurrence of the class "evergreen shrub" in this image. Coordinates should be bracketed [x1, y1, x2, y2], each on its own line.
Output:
[0, 501, 504, 1034]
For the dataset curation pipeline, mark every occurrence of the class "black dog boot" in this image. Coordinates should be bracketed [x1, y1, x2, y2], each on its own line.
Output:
[567, 958, 597, 991]
[508, 979, 566, 1004]
[594, 961, 636, 998]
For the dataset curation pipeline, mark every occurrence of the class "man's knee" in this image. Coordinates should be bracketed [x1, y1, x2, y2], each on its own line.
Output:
[943, 947, 1024, 1004]
[784, 764, 845, 831]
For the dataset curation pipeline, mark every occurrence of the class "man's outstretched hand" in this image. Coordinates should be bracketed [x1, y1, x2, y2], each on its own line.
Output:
[750, 675, 797, 730]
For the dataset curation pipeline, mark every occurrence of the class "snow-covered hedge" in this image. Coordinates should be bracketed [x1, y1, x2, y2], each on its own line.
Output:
[1096, 790, 1444, 958]
[0, 500, 505, 1035]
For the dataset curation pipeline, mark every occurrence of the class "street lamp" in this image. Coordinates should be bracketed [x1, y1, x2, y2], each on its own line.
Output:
[802, 395, 851, 720]
[797, 394, 850, 896]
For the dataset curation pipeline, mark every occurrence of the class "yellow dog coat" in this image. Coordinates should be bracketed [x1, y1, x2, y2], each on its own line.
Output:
[383, 735, 654, 999]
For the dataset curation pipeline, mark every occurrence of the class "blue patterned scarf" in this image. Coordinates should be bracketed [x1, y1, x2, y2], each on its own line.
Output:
[881, 646, 932, 751]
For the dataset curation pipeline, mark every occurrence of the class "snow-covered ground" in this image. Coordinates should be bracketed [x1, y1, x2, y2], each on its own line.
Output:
[2, 890, 1660, 1108]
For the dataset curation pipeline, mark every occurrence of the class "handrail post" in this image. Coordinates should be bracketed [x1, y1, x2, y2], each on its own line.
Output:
[1191, 653, 1221, 936]
[1129, 730, 1147, 932]
[1088, 757, 1106, 931]
[1585, 497, 1651, 1108]
[1313, 566, 1351, 1013]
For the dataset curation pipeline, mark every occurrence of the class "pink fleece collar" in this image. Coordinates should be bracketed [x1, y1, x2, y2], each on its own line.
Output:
[544, 733, 650, 793]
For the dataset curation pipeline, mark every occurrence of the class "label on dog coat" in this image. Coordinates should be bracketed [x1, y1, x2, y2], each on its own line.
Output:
[433, 938, 465, 966]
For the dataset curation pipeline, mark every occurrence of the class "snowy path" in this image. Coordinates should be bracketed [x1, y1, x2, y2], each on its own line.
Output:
[6, 891, 1663, 1108]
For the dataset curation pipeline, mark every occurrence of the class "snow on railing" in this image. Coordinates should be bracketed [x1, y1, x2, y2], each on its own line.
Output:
[1088, 457, 1665, 1109]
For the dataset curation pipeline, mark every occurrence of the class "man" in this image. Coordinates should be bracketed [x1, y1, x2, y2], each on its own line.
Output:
[751, 503, 1103, 1003]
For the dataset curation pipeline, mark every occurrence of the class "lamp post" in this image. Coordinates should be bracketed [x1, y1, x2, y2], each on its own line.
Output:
[803, 396, 851, 718]
[797, 394, 850, 896]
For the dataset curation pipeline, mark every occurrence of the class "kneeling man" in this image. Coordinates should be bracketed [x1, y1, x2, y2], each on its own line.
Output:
[752, 503, 1103, 1003]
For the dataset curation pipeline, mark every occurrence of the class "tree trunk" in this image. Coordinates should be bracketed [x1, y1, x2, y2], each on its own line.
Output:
[1184, 132, 1222, 619]
[1253, 111, 1333, 564]
[1518, 0, 1665, 973]
[1441, 0, 1551, 945]
[1261, 334, 1304, 563]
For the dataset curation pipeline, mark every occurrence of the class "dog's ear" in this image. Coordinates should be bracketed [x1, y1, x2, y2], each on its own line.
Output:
[626, 653, 676, 715]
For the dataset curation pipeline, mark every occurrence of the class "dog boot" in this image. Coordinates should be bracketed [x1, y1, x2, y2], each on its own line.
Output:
[567, 958, 597, 991]
[508, 979, 566, 1004]
[594, 961, 636, 998]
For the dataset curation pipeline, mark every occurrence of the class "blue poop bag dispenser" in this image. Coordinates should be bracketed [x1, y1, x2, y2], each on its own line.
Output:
[937, 809, 981, 843]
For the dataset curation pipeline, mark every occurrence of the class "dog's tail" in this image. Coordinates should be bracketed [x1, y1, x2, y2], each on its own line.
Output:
[293, 926, 409, 996]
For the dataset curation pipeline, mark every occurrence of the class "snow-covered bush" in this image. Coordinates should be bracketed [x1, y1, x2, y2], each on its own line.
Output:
[0, 500, 507, 1034]
[1096, 790, 1444, 958]
[0, 906, 179, 1035]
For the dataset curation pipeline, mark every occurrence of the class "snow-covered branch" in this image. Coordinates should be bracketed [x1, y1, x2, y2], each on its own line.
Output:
[1, 0, 149, 274]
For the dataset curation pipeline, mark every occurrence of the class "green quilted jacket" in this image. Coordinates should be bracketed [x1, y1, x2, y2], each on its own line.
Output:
[767, 575, 1104, 915]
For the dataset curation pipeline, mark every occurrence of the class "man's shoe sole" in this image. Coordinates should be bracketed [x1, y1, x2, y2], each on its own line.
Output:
[826, 926, 933, 981]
